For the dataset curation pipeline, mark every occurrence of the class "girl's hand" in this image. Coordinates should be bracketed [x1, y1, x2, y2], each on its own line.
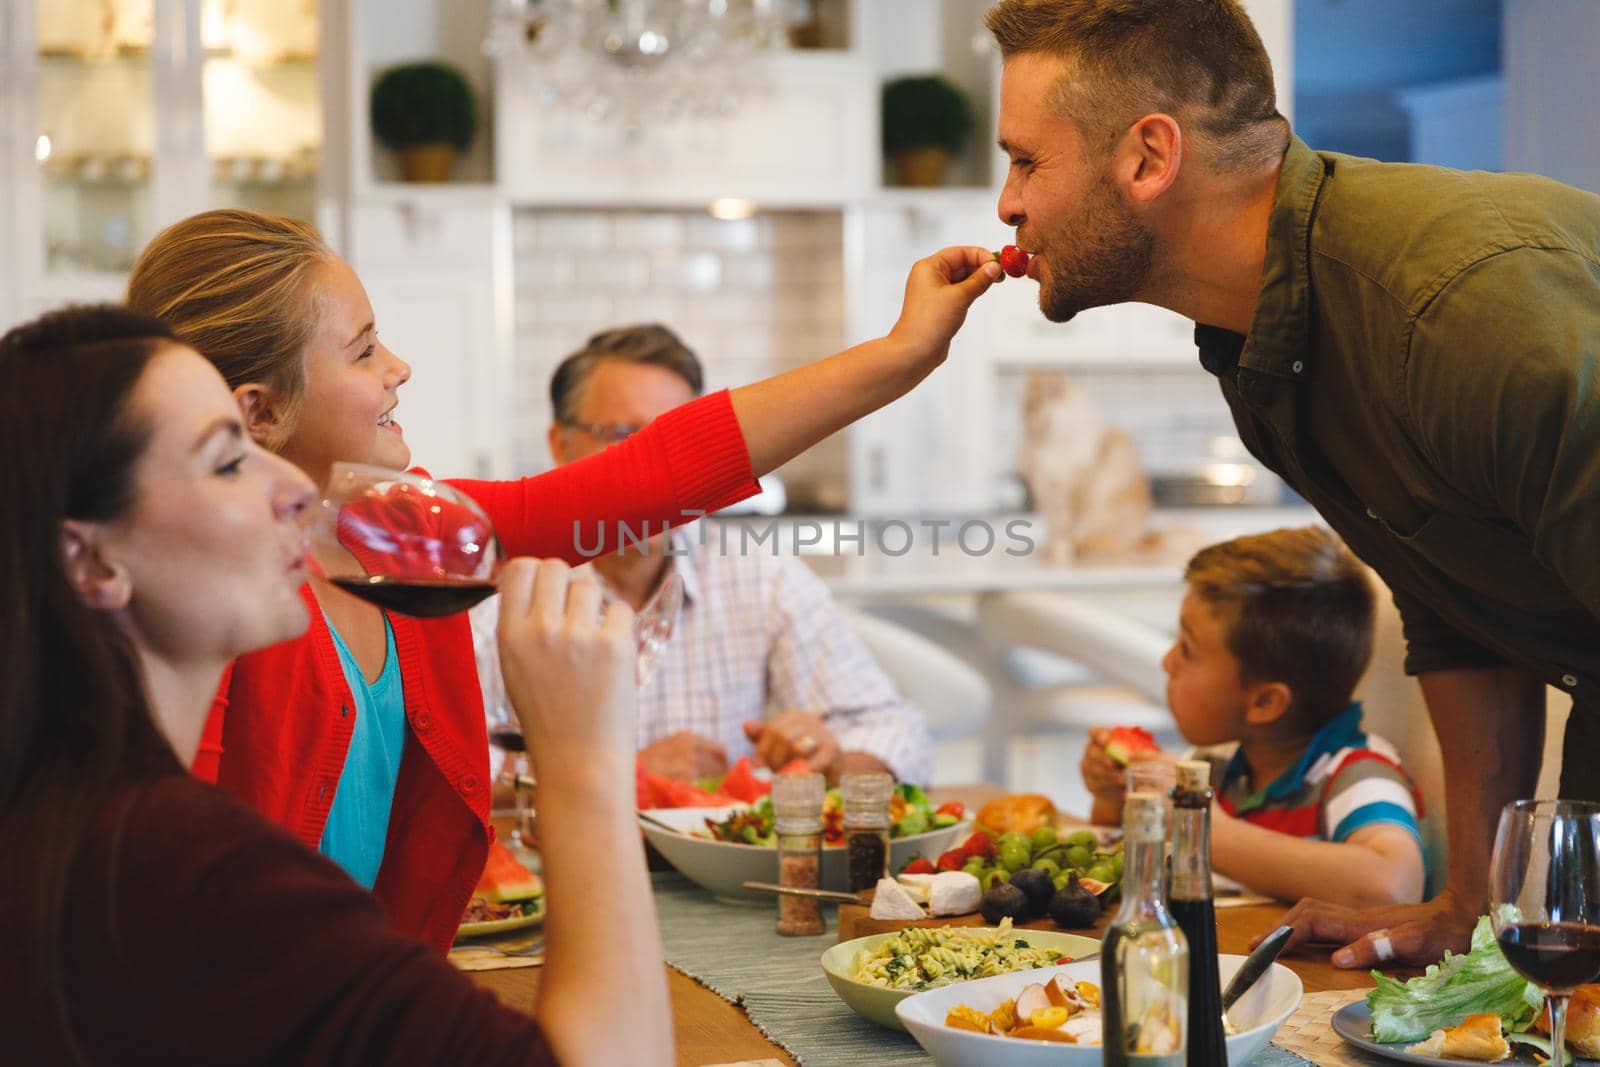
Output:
[497, 558, 637, 771]
[887, 246, 1002, 372]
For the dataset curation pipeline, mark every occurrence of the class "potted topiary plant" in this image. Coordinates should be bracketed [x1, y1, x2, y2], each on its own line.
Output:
[881, 75, 975, 187]
[370, 61, 477, 183]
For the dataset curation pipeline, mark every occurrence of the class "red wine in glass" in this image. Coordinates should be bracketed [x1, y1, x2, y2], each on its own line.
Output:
[1497, 921, 1600, 991]
[487, 726, 527, 754]
[311, 463, 500, 619]
[331, 576, 496, 617]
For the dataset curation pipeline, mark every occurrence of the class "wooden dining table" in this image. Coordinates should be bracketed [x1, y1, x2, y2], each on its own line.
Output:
[468, 899, 1389, 1067]
[472, 787, 1405, 1065]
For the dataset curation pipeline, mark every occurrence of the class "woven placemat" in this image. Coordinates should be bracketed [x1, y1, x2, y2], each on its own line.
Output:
[1271, 990, 1392, 1066]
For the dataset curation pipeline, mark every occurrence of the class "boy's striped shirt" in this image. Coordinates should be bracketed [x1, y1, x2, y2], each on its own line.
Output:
[1197, 702, 1423, 846]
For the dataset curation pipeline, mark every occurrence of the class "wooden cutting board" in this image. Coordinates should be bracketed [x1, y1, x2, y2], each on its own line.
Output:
[835, 889, 1109, 942]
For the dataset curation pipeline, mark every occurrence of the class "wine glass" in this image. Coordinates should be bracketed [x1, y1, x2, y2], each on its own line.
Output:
[1489, 798, 1600, 1060]
[308, 462, 499, 617]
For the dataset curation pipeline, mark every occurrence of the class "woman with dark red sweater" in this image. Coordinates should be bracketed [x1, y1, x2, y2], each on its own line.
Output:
[0, 306, 670, 1064]
[125, 209, 1001, 952]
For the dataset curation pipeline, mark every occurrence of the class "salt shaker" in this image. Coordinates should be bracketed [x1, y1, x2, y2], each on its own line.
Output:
[773, 772, 826, 936]
[841, 772, 894, 893]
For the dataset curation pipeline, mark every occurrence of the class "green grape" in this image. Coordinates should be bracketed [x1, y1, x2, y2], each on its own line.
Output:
[962, 857, 986, 877]
[1087, 862, 1117, 884]
[999, 841, 1031, 872]
[1052, 871, 1071, 891]
[1031, 858, 1061, 879]
[1030, 825, 1058, 851]
[981, 868, 1011, 892]
[1110, 851, 1125, 878]
[998, 831, 1032, 854]
[1064, 845, 1092, 870]
[1065, 829, 1100, 850]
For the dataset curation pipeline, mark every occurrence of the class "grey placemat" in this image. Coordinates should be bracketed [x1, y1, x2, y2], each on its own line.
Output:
[650, 872, 1314, 1066]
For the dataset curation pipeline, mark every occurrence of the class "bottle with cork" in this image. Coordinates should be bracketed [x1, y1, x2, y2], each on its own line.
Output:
[773, 771, 826, 936]
[1101, 790, 1187, 1066]
[1169, 759, 1227, 1066]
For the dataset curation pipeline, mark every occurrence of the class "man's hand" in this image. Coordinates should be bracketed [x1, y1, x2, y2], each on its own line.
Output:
[1263, 889, 1478, 968]
[744, 710, 841, 773]
[637, 731, 728, 783]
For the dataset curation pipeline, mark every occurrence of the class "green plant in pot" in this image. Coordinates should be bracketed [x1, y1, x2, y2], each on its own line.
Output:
[881, 75, 974, 187]
[370, 61, 476, 183]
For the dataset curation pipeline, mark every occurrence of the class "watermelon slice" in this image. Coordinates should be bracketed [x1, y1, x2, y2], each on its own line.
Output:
[1105, 725, 1161, 767]
[476, 841, 543, 903]
[719, 756, 771, 804]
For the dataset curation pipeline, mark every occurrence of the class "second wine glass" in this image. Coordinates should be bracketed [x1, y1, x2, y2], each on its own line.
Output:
[1489, 798, 1600, 1062]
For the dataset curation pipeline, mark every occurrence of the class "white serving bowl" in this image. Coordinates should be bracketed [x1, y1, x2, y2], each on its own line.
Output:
[896, 953, 1303, 1066]
[821, 928, 1102, 1032]
[638, 806, 970, 903]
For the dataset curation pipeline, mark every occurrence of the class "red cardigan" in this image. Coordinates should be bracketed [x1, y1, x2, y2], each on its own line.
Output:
[194, 391, 755, 955]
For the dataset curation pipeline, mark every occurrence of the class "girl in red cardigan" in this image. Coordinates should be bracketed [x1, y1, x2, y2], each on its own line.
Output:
[126, 209, 1001, 952]
[1, 305, 669, 1065]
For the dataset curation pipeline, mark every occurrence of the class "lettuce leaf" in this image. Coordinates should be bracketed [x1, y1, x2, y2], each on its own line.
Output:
[1366, 916, 1544, 1043]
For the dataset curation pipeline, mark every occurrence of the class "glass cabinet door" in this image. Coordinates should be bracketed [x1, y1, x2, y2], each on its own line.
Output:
[201, 0, 320, 223]
[36, 0, 156, 274]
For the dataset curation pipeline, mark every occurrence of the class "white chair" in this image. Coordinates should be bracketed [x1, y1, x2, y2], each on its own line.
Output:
[840, 608, 992, 748]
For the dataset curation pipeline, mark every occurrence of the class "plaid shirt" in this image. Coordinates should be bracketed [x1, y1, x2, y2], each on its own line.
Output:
[472, 523, 932, 782]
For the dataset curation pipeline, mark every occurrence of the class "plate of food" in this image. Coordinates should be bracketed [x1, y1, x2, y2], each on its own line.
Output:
[456, 842, 545, 940]
[1328, 916, 1591, 1064]
[639, 782, 970, 903]
[895, 953, 1301, 1065]
[819, 920, 1100, 1031]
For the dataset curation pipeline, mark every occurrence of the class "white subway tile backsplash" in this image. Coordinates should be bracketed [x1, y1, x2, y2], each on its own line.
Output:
[510, 207, 848, 479]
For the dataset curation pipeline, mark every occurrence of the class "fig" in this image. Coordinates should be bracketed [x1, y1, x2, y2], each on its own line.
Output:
[980, 882, 1030, 925]
[1049, 873, 1103, 929]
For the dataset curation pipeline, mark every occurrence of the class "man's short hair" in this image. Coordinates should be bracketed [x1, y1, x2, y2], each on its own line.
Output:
[985, 0, 1289, 170]
[548, 323, 705, 424]
[1185, 526, 1375, 730]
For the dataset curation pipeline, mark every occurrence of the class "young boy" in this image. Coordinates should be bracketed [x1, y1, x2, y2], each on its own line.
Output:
[1082, 526, 1425, 907]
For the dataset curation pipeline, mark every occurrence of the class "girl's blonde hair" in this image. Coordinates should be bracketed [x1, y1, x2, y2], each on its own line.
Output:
[126, 209, 333, 443]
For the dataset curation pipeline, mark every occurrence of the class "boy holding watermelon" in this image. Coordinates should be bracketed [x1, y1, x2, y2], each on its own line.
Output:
[1082, 527, 1426, 907]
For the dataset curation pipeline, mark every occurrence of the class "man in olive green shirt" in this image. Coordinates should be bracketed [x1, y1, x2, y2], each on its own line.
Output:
[984, 0, 1600, 970]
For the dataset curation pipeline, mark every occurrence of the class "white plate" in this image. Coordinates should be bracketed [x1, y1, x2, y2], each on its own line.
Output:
[1331, 1001, 1591, 1065]
[638, 805, 970, 903]
[455, 897, 545, 939]
[896, 953, 1302, 1066]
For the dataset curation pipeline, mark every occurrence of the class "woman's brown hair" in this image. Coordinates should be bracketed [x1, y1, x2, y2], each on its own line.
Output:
[0, 305, 181, 1061]
[126, 208, 332, 445]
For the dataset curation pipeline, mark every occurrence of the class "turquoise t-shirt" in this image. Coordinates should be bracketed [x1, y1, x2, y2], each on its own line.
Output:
[318, 617, 406, 889]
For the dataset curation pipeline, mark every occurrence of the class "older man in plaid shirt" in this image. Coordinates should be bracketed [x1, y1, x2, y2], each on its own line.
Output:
[474, 324, 931, 784]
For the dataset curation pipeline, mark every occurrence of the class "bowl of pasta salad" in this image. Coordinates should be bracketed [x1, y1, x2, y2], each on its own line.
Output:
[819, 921, 1100, 1031]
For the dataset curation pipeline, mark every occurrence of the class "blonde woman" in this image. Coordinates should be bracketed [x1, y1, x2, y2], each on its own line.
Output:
[127, 209, 1000, 952]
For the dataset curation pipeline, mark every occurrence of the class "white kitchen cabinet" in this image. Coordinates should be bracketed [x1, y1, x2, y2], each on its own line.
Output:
[346, 193, 515, 481]
[0, 0, 332, 328]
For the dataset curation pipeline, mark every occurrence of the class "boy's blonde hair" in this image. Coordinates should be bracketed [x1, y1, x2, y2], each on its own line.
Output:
[125, 209, 333, 447]
[1185, 526, 1375, 729]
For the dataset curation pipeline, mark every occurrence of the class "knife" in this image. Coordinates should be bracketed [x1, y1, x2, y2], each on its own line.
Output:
[1222, 923, 1293, 1015]
[741, 880, 870, 904]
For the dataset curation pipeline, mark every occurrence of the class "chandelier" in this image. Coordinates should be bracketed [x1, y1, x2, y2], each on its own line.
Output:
[484, 0, 804, 130]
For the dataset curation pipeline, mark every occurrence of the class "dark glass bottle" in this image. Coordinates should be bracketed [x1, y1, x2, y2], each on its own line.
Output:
[1101, 790, 1187, 1066]
[1170, 760, 1227, 1066]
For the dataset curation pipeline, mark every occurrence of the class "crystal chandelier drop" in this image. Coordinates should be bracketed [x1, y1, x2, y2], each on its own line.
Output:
[484, 0, 802, 131]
